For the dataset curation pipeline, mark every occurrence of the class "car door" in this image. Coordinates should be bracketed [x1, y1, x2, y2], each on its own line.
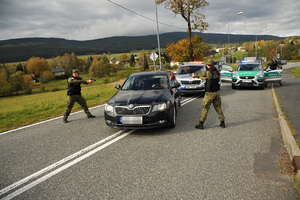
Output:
[169, 72, 181, 107]
[264, 69, 282, 84]
[220, 65, 233, 82]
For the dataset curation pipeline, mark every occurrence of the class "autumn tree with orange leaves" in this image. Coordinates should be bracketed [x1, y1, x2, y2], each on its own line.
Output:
[26, 57, 50, 76]
[157, 0, 209, 61]
[166, 34, 210, 63]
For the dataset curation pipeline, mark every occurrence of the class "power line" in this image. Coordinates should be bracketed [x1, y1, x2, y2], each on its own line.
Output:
[107, 0, 186, 30]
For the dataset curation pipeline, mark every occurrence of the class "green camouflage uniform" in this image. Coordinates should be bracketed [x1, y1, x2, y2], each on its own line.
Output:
[195, 70, 225, 122]
[63, 76, 92, 119]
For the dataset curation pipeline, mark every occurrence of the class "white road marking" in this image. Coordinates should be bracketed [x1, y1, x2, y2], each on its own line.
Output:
[1, 95, 200, 199]
[0, 130, 126, 197]
[1, 130, 134, 200]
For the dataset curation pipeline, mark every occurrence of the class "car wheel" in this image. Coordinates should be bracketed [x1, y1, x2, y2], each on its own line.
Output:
[232, 84, 236, 89]
[169, 105, 176, 128]
[259, 85, 265, 90]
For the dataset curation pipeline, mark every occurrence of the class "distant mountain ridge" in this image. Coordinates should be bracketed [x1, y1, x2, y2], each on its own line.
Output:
[0, 32, 285, 63]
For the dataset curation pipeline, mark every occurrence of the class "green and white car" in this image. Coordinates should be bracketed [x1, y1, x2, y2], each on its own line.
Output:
[220, 65, 234, 82]
[231, 61, 282, 89]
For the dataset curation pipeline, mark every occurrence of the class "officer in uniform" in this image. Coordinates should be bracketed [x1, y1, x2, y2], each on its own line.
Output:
[269, 58, 278, 70]
[63, 69, 95, 123]
[192, 59, 225, 129]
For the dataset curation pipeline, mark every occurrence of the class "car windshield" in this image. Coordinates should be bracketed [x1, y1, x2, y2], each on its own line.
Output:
[238, 64, 262, 71]
[121, 74, 169, 90]
[177, 65, 205, 75]
[221, 65, 232, 71]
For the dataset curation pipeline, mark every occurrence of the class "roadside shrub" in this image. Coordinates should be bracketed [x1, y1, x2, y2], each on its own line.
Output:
[117, 72, 127, 79]
[103, 77, 110, 84]
[50, 87, 61, 92]
[24, 88, 32, 94]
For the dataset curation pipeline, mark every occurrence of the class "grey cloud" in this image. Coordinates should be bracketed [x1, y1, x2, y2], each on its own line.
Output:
[0, 0, 299, 41]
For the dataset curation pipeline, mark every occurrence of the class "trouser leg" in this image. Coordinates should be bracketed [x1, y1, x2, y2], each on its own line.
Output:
[64, 96, 76, 119]
[77, 95, 92, 116]
[199, 92, 213, 122]
[213, 92, 225, 121]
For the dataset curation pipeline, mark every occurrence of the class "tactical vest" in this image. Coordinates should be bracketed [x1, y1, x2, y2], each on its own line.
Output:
[67, 76, 82, 96]
[205, 69, 220, 92]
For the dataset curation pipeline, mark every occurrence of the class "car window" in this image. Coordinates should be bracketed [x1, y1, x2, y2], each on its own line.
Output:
[121, 74, 169, 90]
[177, 65, 205, 75]
[238, 64, 262, 71]
[221, 65, 233, 71]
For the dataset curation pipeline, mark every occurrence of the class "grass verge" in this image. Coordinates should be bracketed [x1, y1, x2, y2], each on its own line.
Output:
[0, 79, 124, 133]
[291, 67, 300, 78]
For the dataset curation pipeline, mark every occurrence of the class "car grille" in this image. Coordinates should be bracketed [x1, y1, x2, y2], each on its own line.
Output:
[181, 80, 201, 84]
[240, 76, 255, 79]
[115, 106, 151, 115]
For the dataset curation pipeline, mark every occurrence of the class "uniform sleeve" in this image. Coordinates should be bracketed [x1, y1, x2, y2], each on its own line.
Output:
[198, 71, 211, 80]
[68, 77, 87, 85]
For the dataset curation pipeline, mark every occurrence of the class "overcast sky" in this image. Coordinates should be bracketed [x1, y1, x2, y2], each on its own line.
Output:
[0, 0, 299, 41]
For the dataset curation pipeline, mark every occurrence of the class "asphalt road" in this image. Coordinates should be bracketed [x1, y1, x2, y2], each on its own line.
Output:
[0, 82, 299, 199]
[275, 62, 300, 139]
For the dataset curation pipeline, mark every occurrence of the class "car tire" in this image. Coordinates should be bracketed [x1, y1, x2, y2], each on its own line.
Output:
[259, 85, 265, 90]
[232, 84, 237, 89]
[169, 105, 176, 128]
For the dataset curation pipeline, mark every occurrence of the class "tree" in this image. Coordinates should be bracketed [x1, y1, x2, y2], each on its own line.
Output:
[26, 57, 50, 76]
[89, 56, 111, 78]
[40, 71, 55, 83]
[130, 54, 135, 67]
[138, 50, 149, 71]
[23, 74, 33, 89]
[157, 0, 209, 60]
[120, 53, 128, 64]
[166, 34, 210, 63]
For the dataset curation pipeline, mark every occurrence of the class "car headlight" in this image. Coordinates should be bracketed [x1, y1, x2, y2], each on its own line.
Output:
[105, 104, 115, 116]
[232, 72, 238, 78]
[256, 72, 264, 78]
[152, 103, 168, 112]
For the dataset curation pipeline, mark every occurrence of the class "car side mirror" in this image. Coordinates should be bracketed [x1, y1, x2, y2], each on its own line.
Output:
[115, 85, 121, 90]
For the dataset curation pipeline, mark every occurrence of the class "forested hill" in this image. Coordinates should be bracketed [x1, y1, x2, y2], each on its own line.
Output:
[0, 32, 285, 63]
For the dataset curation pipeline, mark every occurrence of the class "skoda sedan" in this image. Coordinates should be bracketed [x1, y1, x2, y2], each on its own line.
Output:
[104, 71, 181, 129]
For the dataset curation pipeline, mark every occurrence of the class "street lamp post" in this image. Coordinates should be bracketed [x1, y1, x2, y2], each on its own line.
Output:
[154, 0, 162, 71]
[227, 11, 243, 64]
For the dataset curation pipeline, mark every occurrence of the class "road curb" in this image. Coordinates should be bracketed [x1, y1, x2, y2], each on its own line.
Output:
[271, 86, 300, 180]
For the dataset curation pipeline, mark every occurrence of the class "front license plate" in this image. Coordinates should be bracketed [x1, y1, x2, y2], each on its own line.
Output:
[120, 116, 142, 124]
[243, 79, 252, 83]
[187, 85, 196, 89]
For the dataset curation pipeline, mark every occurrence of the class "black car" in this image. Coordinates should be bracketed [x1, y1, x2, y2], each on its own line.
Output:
[104, 71, 181, 129]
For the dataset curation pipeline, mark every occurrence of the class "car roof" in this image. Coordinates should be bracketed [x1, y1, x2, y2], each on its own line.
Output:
[130, 71, 171, 76]
[181, 63, 205, 67]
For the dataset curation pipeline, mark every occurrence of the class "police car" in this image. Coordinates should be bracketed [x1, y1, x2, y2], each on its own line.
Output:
[231, 60, 282, 89]
[176, 62, 206, 94]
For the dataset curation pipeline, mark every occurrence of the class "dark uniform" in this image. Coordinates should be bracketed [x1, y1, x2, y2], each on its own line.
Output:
[269, 59, 278, 70]
[63, 69, 95, 123]
[194, 60, 225, 129]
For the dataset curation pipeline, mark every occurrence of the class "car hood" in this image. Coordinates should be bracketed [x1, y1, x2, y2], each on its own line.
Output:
[176, 74, 193, 79]
[107, 89, 170, 106]
[237, 71, 260, 76]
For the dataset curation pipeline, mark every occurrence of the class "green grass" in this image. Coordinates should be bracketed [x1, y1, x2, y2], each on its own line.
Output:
[291, 67, 300, 78]
[0, 80, 124, 133]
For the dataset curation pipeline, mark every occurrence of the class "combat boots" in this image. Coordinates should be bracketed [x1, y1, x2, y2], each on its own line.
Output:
[220, 121, 225, 128]
[195, 121, 204, 129]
